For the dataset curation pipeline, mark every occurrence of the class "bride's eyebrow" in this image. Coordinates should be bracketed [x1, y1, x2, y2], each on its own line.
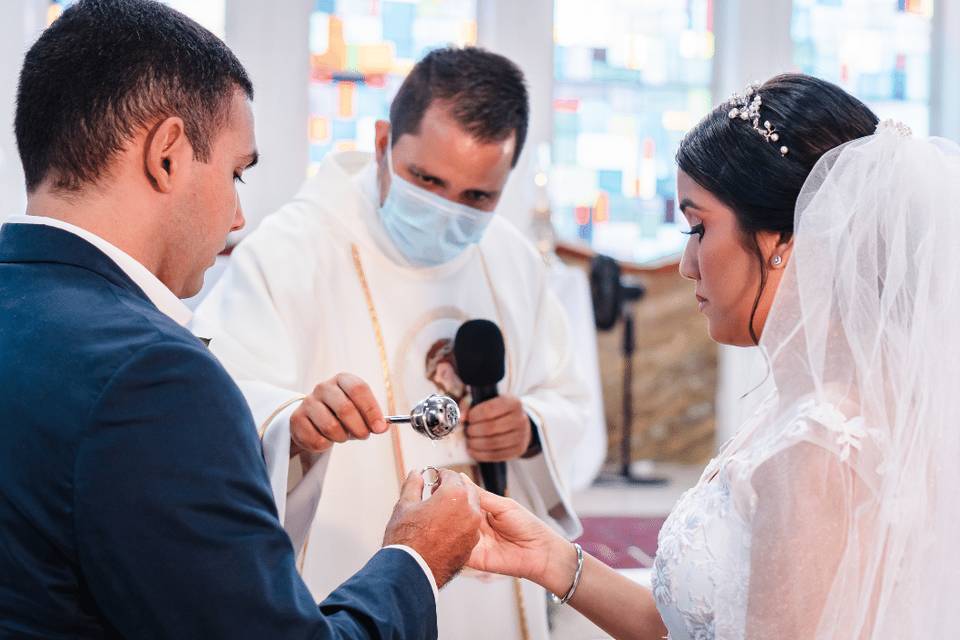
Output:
[679, 198, 703, 214]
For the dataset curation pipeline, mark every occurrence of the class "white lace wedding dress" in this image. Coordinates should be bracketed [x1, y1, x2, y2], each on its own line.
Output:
[650, 395, 877, 639]
[648, 124, 960, 638]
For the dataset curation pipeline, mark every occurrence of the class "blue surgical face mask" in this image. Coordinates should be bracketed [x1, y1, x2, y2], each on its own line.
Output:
[378, 141, 495, 267]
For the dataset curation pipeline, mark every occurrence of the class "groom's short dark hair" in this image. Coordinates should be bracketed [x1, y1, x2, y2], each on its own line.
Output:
[15, 0, 253, 193]
[389, 47, 529, 167]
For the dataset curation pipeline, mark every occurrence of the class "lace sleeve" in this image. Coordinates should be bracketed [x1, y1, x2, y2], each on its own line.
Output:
[734, 406, 880, 639]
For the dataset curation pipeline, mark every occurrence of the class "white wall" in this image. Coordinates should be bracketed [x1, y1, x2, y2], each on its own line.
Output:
[931, 0, 960, 141]
[225, 0, 311, 238]
[0, 1, 47, 222]
[476, 0, 554, 236]
[711, 0, 795, 445]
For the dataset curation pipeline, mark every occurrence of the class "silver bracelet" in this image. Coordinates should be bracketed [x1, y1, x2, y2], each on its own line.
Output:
[549, 542, 584, 606]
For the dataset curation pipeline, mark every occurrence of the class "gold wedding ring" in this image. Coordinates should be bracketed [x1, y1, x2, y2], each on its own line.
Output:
[420, 465, 441, 488]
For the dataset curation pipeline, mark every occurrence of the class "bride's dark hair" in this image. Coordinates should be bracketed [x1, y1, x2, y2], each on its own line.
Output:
[677, 73, 878, 343]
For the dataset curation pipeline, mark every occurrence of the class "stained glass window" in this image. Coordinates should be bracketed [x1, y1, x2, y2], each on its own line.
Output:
[552, 0, 714, 266]
[792, 0, 934, 135]
[308, 0, 477, 175]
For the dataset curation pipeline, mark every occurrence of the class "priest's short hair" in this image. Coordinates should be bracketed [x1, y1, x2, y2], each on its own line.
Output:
[389, 46, 529, 167]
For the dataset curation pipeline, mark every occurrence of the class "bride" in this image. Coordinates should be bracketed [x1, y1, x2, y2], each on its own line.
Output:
[465, 73, 960, 638]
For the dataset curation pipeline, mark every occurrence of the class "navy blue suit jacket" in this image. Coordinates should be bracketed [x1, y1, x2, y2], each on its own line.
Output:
[0, 223, 437, 639]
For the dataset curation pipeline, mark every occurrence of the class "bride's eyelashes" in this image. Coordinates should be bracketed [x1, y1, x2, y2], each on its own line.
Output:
[682, 223, 705, 240]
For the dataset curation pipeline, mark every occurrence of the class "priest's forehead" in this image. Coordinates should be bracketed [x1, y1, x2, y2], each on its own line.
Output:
[392, 102, 514, 202]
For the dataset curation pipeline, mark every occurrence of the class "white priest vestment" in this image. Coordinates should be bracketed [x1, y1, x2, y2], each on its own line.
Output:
[192, 151, 587, 640]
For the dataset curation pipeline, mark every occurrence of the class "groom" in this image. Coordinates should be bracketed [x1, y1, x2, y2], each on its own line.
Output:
[0, 1, 481, 638]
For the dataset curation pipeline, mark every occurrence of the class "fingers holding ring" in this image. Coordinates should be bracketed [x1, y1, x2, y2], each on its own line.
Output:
[421, 466, 441, 489]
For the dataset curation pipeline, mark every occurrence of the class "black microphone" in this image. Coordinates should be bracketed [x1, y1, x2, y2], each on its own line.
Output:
[454, 319, 509, 496]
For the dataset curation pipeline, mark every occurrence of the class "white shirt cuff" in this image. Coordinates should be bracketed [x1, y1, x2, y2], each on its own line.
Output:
[260, 398, 305, 523]
[383, 544, 439, 600]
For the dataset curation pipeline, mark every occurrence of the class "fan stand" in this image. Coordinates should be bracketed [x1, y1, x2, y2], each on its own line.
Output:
[594, 286, 668, 487]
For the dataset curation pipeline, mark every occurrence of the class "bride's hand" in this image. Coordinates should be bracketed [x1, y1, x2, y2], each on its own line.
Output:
[467, 489, 579, 596]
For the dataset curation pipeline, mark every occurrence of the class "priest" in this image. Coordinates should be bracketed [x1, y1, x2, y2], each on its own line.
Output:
[193, 47, 588, 640]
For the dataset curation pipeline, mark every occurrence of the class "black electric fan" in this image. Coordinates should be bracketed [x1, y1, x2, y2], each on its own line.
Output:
[590, 254, 667, 486]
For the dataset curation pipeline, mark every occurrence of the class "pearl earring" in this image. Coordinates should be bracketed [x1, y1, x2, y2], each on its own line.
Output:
[771, 255, 783, 267]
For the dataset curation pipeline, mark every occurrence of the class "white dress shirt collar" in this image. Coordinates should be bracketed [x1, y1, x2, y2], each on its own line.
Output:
[5, 214, 192, 327]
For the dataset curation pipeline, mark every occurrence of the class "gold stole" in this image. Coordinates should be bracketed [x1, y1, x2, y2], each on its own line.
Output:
[350, 244, 531, 640]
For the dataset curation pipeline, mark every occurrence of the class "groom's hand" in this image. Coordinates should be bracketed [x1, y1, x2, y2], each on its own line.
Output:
[383, 469, 483, 588]
[290, 373, 388, 455]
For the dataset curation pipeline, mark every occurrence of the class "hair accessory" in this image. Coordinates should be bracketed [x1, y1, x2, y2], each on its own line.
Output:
[876, 119, 913, 138]
[727, 82, 788, 156]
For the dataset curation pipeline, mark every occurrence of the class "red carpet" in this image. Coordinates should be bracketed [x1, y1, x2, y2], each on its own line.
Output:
[575, 516, 667, 569]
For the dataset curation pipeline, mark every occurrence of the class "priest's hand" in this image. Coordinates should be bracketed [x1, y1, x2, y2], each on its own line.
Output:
[463, 394, 533, 462]
[467, 488, 575, 596]
[290, 373, 388, 455]
[383, 469, 483, 588]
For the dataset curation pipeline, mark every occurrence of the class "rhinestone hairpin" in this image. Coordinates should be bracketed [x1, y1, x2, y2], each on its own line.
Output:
[876, 119, 912, 138]
[727, 82, 789, 156]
